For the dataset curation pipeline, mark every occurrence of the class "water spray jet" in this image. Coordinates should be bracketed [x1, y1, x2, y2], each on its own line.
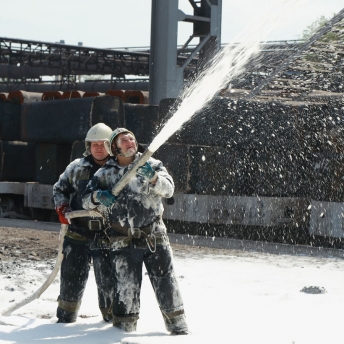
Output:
[111, 1, 304, 196]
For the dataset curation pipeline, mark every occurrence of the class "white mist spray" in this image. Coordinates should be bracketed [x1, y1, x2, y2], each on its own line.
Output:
[111, 0, 308, 196]
[148, 0, 308, 153]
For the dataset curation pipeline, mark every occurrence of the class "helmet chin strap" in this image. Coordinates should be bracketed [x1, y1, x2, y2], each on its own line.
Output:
[116, 147, 124, 157]
[93, 155, 109, 163]
[116, 146, 138, 158]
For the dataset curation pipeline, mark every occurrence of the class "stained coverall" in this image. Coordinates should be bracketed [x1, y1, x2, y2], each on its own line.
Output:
[53, 154, 114, 323]
[82, 153, 188, 333]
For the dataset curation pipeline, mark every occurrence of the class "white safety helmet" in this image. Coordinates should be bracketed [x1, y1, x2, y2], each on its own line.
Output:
[83, 123, 113, 157]
[109, 127, 138, 156]
[110, 128, 136, 146]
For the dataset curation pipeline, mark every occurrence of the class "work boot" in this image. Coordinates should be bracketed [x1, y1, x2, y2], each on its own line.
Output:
[113, 321, 137, 332]
[164, 311, 188, 335]
[113, 315, 138, 332]
[171, 330, 189, 335]
[56, 307, 77, 323]
[100, 307, 113, 322]
[56, 296, 81, 323]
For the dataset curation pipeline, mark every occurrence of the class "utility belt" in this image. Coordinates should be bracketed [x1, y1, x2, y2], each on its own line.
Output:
[71, 217, 105, 231]
[66, 217, 167, 252]
[110, 222, 151, 238]
[65, 217, 106, 244]
[102, 221, 167, 252]
[97, 232, 168, 252]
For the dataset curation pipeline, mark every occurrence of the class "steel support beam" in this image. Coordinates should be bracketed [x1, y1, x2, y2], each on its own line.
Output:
[149, 0, 222, 105]
[149, 0, 183, 105]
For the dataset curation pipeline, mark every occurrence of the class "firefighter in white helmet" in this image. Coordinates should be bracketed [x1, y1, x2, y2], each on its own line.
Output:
[53, 123, 114, 323]
[82, 128, 188, 335]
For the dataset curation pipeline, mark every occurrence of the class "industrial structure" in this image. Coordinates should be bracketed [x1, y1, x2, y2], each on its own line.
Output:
[0, 3, 344, 250]
[0, 0, 223, 105]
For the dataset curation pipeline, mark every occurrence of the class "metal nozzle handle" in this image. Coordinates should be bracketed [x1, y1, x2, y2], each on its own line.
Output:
[111, 149, 154, 196]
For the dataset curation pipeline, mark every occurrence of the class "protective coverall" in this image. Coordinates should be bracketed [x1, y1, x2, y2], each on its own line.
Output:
[82, 153, 188, 333]
[53, 154, 114, 323]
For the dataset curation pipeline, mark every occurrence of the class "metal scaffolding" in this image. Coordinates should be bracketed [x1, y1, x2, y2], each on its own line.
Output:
[0, 36, 199, 89]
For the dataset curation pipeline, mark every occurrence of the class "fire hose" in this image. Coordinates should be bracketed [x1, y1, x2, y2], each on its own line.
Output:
[0, 149, 154, 317]
[1, 223, 68, 317]
[0, 211, 102, 317]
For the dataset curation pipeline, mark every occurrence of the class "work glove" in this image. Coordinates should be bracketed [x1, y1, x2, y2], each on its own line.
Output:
[55, 204, 72, 225]
[137, 162, 157, 182]
[93, 190, 117, 207]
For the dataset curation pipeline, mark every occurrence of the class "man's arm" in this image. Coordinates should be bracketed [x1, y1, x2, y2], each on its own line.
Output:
[82, 176, 101, 210]
[53, 161, 77, 223]
[82, 169, 116, 210]
[142, 159, 174, 198]
[53, 167, 74, 207]
[151, 171, 174, 198]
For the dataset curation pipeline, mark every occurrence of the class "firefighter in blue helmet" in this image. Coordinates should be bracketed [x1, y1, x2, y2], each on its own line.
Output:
[82, 128, 188, 335]
[53, 123, 114, 323]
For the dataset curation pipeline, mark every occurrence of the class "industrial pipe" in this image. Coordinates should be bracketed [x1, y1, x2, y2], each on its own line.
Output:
[62, 91, 85, 99]
[8, 91, 42, 104]
[0, 93, 8, 101]
[83, 92, 104, 98]
[123, 90, 149, 104]
[0, 82, 149, 94]
[105, 89, 125, 101]
[42, 91, 63, 101]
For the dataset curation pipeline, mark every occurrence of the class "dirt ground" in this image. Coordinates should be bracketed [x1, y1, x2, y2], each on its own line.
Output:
[0, 225, 235, 263]
[0, 227, 59, 262]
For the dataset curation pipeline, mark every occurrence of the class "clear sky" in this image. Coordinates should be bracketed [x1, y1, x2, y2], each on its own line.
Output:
[0, 0, 343, 48]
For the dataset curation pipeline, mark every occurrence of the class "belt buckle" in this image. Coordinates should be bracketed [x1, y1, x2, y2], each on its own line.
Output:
[88, 219, 101, 231]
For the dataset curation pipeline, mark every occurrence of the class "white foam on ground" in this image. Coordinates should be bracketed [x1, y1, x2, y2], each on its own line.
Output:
[1, 248, 343, 344]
